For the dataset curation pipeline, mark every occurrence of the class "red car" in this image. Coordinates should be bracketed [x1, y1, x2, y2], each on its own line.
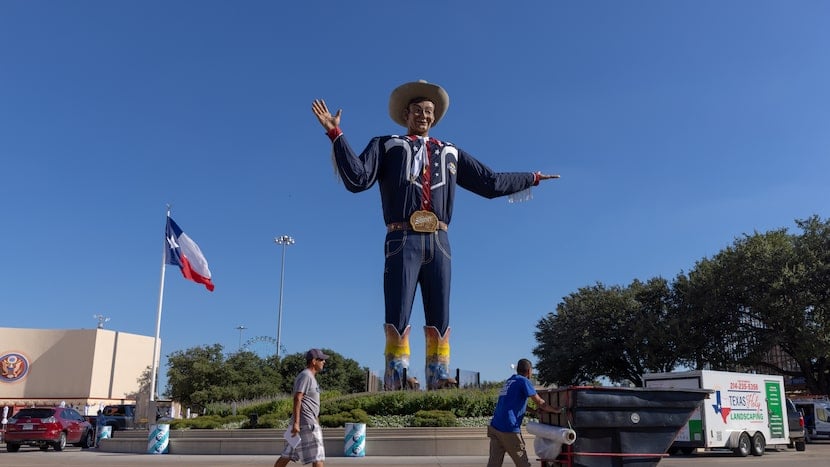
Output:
[4, 406, 94, 452]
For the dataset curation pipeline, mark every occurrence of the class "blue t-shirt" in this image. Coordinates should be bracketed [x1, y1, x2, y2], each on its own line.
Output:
[490, 374, 536, 433]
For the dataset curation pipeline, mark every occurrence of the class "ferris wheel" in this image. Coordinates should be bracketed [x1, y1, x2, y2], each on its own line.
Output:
[241, 336, 282, 358]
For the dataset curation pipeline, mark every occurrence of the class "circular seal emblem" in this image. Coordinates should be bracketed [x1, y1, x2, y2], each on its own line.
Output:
[0, 352, 30, 382]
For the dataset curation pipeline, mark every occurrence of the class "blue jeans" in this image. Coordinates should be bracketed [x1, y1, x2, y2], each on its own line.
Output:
[384, 229, 452, 334]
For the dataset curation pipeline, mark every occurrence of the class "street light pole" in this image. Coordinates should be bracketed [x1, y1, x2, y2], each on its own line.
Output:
[275, 235, 295, 359]
[235, 325, 247, 350]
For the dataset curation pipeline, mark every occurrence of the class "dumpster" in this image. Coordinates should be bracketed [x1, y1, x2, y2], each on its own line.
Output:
[537, 386, 711, 467]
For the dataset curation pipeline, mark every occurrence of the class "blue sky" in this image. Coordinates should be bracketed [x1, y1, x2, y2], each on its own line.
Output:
[2, 1, 828, 391]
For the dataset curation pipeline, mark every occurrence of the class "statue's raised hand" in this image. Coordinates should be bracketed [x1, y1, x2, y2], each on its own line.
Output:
[312, 99, 341, 132]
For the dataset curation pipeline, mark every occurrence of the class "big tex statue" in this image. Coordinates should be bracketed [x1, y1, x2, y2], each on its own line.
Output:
[312, 80, 559, 390]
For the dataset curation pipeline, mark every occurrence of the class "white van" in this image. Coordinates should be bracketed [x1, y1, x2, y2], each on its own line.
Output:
[791, 398, 830, 442]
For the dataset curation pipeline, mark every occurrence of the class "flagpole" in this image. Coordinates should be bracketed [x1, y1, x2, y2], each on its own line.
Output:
[149, 206, 171, 403]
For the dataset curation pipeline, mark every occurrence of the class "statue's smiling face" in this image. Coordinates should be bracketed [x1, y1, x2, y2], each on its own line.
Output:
[404, 100, 435, 136]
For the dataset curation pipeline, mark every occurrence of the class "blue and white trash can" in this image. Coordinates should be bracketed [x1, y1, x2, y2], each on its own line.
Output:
[344, 422, 366, 457]
[147, 423, 170, 454]
[96, 425, 112, 447]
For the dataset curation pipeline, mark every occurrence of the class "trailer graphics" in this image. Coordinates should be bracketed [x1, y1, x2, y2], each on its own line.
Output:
[709, 380, 785, 437]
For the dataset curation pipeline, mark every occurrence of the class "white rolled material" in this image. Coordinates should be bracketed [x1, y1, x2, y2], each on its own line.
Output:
[526, 421, 577, 443]
[527, 421, 577, 460]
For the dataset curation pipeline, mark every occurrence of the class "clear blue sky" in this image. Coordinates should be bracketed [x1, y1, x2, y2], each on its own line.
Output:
[2, 1, 828, 391]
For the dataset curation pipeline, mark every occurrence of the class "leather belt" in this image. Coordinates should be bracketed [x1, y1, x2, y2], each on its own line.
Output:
[387, 221, 448, 233]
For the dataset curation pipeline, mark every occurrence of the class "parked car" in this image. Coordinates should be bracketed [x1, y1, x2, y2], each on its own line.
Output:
[97, 404, 136, 431]
[83, 413, 98, 429]
[4, 406, 94, 452]
[786, 398, 807, 451]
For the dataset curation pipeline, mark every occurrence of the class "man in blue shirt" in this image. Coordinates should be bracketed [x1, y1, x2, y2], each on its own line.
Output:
[488, 359, 561, 467]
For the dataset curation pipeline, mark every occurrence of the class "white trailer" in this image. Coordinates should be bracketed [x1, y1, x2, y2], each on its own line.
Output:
[642, 370, 790, 457]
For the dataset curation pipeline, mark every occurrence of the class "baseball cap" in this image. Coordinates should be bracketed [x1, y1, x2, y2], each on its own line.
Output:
[306, 349, 329, 361]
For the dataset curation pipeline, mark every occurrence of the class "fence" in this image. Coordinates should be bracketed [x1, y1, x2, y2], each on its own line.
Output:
[456, 369, 481, 389]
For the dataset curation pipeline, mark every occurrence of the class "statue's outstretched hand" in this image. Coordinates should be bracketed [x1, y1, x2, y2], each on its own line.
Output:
[536, 172, 561, 181]
[312, 99, 341, 132]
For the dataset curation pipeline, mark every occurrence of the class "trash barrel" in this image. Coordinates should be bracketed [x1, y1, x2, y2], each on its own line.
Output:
[537, 386, 711, 467]
[96, 425, 112, 447]
[249, 412, 259, 428]
[147, 423, 170, 454]
[344, 422, 366, 457]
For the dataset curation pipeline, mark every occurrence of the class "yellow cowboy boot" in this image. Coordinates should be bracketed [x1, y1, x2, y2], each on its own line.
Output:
[384, 323, 411, 391]
[424, 326, 458, 390]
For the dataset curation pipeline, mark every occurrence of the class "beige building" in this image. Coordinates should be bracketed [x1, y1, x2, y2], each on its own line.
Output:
[0, 327, 157, 413]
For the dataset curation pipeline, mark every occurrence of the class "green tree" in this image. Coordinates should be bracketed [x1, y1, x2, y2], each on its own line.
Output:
[278, 352, 307, 393]
[729, 218, 830, 394]
[533, 283, 612, 386]
[278, 349, 368, 394]
[665, 216, 830, 395]
[166, 345, 284, 411]
[629, 277, 687, 375]
[791, 216, 830, 393]
[166, 344, 226, 411]
[534, 278, 683, 387]
[674, 252, 755, 371]
[534, 215, 830, 395]
[221, 350, 282, 400]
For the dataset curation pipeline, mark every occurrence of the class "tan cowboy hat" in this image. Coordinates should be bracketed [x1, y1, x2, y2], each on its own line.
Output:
[388, 80, 450, 128]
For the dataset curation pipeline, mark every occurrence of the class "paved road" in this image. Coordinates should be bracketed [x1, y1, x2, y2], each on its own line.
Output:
[0, 442, 827, 466]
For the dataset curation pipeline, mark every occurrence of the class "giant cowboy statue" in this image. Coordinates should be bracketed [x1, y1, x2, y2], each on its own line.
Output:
[312, 80, 560, 390]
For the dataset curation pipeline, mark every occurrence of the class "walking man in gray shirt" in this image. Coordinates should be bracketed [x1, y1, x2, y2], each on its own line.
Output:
[275, 349, 328, 467]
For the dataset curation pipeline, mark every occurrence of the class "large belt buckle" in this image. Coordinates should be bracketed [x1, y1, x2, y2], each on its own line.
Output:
[409, 210, 439, 233]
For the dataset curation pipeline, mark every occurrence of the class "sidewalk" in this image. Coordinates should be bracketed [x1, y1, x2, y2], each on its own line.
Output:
[0, 450, 490, 467]
[1, 445, 828, 467]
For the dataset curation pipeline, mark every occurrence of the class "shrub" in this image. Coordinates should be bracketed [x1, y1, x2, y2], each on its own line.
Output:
[320, 408, 370, 427]
[412, 409, 457, 427]
[322, 388, 498, 417]
[204, 397, 285, 417]
[180, 387, 500, 428]
[249, 412, 286, 429]
[169, 415, 223, 429]
[240, 397, 293, 419]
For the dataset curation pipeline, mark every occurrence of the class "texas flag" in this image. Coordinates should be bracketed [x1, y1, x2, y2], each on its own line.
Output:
[165, 217, 215, 292]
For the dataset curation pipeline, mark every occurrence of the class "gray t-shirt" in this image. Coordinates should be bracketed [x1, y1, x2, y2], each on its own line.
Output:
[292, 368, 321, 426]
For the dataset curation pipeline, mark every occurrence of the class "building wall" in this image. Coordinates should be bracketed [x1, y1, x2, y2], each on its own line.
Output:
[0, 327, 157, 408]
